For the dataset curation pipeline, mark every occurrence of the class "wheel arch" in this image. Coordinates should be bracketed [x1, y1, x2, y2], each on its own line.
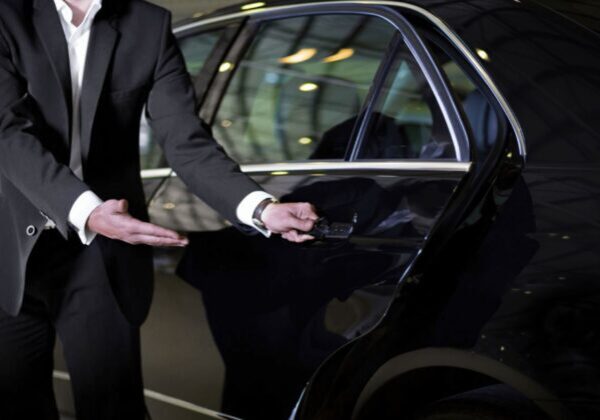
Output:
[352, 347, 571, 419]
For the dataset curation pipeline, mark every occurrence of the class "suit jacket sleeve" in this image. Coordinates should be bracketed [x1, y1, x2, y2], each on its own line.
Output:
[145, 11, 261, 225]
[0, 18, 89, 238]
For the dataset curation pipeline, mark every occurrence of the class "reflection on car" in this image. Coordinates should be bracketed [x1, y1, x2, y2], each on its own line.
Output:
[139, 1, 600, 419]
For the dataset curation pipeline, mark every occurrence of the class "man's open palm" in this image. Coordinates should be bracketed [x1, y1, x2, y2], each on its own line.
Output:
[87, 199, 188, 247]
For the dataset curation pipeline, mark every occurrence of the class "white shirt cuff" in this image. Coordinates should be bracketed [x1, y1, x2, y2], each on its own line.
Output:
[68, 190, 104, 245]
[236, 191, 275, 237]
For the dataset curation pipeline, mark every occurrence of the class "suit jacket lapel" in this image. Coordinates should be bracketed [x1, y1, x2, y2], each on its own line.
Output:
[33, 0, 72, 140]
[80, 15, 119, 166]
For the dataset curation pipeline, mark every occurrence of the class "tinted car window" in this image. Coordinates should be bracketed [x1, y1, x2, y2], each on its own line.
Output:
[140, 30, 224, 170]
[419, 29, 503, 161]
[179, 29, 224, 78]
[439, 57, 499, 159]
[359, 43, 455, 160]
[213, 14, 396, 164]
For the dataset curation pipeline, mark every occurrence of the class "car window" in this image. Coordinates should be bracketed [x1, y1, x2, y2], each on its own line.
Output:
[140, 29, 224, 171]
[358, 43, 456, 160]
[415, 24, 503, 162]
[179, 29, 225, 78]
[434, 48, 501, 161]
[212, 14, 397, 164]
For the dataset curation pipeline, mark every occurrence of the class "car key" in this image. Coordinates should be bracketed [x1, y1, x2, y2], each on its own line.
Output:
[307, 214, 356, 240]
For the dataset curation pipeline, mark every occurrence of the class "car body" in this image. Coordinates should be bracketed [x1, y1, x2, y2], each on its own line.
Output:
[58, 0, 600, 419]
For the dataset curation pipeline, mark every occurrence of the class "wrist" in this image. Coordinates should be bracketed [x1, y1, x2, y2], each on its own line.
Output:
[252, 198, 279, 229]
[68, 191, 103, 245]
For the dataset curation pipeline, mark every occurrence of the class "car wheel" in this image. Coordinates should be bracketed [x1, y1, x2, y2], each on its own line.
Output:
[414, 385, 549, 420]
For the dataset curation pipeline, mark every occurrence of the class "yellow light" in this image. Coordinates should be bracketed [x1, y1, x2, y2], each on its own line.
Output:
[298, 137, 313, 145]
[299, 82, 318, 92]
[163, 203, 176, 210]
[476, 48, 490, 61]
[192, 12, 204, 18]
[219, 62, 233, 72]
[322, 48, 355, 63]
[271, 171, 289, 176]
[278, 48, 317, 64]
[241, 2, 266, 11]
[221, 119, 233, 128]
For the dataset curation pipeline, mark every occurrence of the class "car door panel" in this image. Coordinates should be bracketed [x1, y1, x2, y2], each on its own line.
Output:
[172, 166, 466, 419]
[144, 5, 473, 419]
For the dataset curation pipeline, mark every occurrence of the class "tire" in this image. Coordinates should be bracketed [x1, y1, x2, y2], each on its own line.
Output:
[415, 385, 549, 420]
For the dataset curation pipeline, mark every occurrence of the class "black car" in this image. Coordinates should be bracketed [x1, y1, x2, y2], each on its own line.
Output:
[55, 0, 600, 419]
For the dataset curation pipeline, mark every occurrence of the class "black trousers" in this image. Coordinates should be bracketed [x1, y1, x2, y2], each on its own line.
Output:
[0, 230, 146, 419]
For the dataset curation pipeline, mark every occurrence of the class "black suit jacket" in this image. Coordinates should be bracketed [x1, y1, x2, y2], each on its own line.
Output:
[0, 0, 259, 324]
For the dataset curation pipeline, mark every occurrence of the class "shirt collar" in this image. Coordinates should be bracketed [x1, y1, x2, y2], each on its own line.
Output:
[53, 0, 103, 29]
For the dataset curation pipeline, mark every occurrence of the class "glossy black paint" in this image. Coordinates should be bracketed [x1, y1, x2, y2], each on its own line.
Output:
[176, 171, 462, 418]
[293, 1, 600, 419]
[145, 1, 600, 419]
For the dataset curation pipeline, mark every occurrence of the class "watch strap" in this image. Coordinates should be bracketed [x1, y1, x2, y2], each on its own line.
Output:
[252, 198, 278, 229]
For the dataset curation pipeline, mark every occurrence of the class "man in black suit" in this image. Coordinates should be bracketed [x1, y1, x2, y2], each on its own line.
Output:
[0, 0, 317, 418]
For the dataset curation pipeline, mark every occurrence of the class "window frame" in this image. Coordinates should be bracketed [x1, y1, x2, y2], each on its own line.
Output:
[144, 1, 528, 180]
[201, 4, 470, 166]
[407, 13, 512, 170]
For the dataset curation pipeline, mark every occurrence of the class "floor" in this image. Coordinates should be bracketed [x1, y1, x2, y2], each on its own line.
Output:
[54, 252, 228, 420]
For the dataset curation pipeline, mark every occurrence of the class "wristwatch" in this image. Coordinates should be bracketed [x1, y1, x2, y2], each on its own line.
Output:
[252, 198, 279, 229]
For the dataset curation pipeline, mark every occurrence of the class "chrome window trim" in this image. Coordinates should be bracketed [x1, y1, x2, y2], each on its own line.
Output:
[141, 161, 471, 179]
[173, 1, 526, 156]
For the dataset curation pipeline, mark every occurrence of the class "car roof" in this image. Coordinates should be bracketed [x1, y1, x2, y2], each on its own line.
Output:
[530, 0, 600, 35]
[176, 0, 600, 36]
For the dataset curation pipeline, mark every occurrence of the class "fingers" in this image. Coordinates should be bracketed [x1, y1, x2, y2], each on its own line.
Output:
[128, 234, 188, 247]
[125, 219, 184, 240]
[262, 202, 318, 232]
[282, 230, 315, 243]
[299, 203, 319, 221]
[123, 219, 188, 245]
[285, 216, 316, 233]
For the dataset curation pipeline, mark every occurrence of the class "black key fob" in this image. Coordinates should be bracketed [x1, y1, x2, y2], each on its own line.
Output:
[325, 222, 354, 240]
[307, 215, 355, 240]
[306, 218, 329, 240]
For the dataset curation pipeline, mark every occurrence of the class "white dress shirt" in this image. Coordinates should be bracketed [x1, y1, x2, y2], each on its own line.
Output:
[54, 0, 272, 244]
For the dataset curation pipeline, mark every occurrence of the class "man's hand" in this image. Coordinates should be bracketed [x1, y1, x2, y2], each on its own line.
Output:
[261, 202, 318, 243]
[87, 199, 189, 247]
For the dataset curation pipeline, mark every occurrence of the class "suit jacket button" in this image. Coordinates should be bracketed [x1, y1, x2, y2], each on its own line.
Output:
[26, 225, 37, 237]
